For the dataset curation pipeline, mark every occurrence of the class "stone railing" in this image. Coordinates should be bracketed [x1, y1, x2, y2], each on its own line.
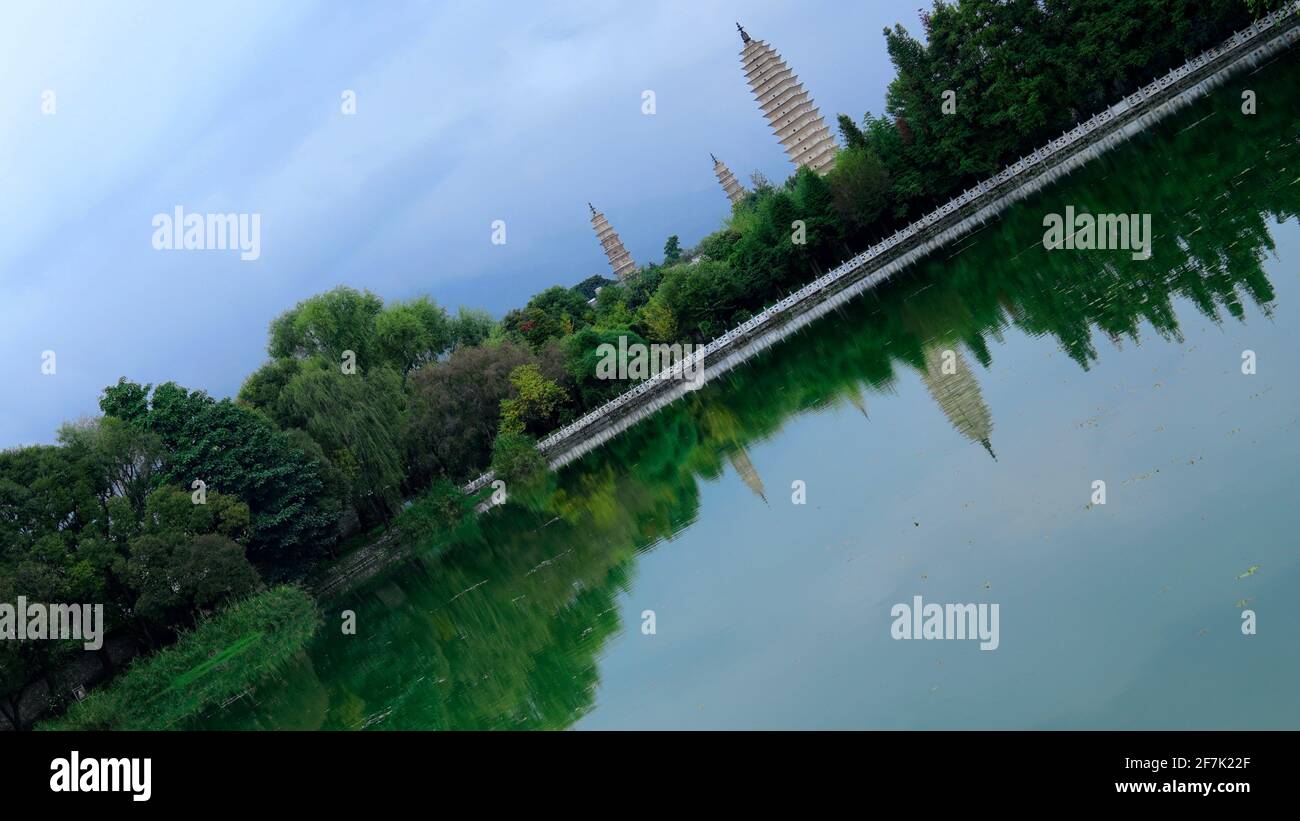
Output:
[463, 4, 1300, 495]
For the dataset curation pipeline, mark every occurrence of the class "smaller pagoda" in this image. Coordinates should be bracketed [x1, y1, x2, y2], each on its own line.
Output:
[712, 153, 747, 205]
[589, 203, 637, 281]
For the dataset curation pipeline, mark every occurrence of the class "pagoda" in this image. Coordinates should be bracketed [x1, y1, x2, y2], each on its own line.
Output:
[737, 23, 838, 174]
[920, 345, 997, 460]
[729, 446, 768, 505]
[711, 153, 747, 205]
[588, 203, 637, 281]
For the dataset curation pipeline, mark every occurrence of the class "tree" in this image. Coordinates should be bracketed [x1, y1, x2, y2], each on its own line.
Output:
[499, 364, 569, 437]
[375, 296, 451, 381]
[663, 235, 682, 265]
[501, 306, 565, 349]
[57, 416, 165, 512]
[127, 532, 261, 627]
[396, 479, 475, 550]
[592, 284, 633, 330]
[503, 286, 593, 348]
[448, 307, 496, 351]
[273, 359, 406, 523]
[791, 166, 846, 268]
[562, 327, 651, 409]
[236, 358, 302, 416]
[637, 297, 678, 344]
[695, 228, 742, 262]
[100, 379, 341, 580]
[570, 275, 614, 300]
[621, 266, 664, 311]
[0, 573, 79, 729]
[490, 432, 546, 485]
[838, 113, 868, 150]
[403, 342, 538, 487]
[828, 146, 891, 240]
[268, 286, 385, 365]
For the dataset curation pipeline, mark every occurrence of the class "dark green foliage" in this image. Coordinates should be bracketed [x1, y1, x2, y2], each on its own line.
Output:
[490, 432, 546, 485]
[571, 275, 614, 300]
[827, 147, 891, 242]
[694, 228, 742, 263]
[620, 266, 664, 311]
[266, 359, 406, 523]
[100, 379, 341, 579]
[449, 307, 497, 351]
[394, 479, 477, 552]
[502, 285, 594, 348]
[663, 235, 682, 265]
[562, 327, 651, 409]
[43, 586, 320, 730]
[403, 341, 537, 487]
[837, 113, 868, 150]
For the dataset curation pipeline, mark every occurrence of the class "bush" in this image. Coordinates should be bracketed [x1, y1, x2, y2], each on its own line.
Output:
[394, 479, 477, 552]
[490, 432, 546, 485]
[42, 586, 320, 730]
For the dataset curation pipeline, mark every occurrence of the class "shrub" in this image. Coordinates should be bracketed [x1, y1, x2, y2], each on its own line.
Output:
[43, 586, 320, 730]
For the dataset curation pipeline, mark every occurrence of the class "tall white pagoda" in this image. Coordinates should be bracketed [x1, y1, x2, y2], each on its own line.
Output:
[737, 23, 838, 174]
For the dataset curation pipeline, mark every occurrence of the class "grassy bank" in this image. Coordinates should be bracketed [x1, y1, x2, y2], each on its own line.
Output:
[42, 586, 320, 731]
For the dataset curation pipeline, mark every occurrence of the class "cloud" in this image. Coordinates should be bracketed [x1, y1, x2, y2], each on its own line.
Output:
[0, 0, 903, 446]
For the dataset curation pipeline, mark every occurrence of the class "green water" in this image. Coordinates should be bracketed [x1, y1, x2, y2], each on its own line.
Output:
[200, 51, 1300, 730]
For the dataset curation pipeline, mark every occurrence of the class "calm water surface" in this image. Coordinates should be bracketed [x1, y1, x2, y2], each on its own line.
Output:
[200, 51, 1300, 730]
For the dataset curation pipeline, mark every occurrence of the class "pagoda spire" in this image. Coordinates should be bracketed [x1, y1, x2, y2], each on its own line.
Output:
[711, 153, 747, 205]
[847, 387, 869, 420]
[738, 26, 838, 174]
[588, 203, 636, 281]
[920, 344, 997, 461]
[728, 446, 768, 505]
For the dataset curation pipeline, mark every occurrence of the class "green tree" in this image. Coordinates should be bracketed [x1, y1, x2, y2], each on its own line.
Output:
[571, 275, 614, 300]
[663, 235, 682, 265]
[56, 416, 165, 513]
[404, 341, 538, 487]
[375, 296, 451, 381]
[268, 286, 385, 365]
[100, 379, 341, 580]
[499, 363, 569, 436]
[274, 359, 406, 523]
[395, 479, 476, 551]
[837, 113, 868, 150]
[490, 432, 546, 485]
[828, 146, 891, 240]
[562, 327, 651, 409]
[448, 306, 496, 351]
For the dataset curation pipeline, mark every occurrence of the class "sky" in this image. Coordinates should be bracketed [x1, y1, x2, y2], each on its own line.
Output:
[0, 0, 916, 447]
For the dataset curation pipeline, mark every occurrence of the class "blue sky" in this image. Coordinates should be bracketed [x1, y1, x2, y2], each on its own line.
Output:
[1, 0, 913, 447]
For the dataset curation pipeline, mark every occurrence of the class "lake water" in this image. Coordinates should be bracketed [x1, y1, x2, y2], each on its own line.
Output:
[199, 49, 1300, 730]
